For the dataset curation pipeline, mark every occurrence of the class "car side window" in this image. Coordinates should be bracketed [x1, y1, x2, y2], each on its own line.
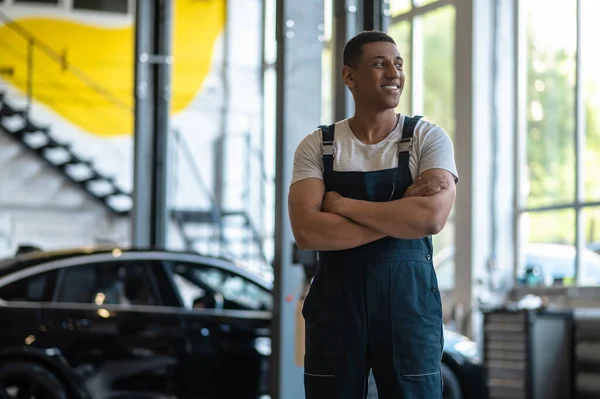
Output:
[0, 270, 58, 302]
[170, 262, 272, 311]
[56, 262, 158, 306]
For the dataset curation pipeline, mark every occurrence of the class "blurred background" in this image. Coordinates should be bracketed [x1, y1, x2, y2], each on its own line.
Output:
[0, 0, 599, 398]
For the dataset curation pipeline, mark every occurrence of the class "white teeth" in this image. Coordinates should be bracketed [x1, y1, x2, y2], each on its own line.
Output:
[383, 85, 398, 89]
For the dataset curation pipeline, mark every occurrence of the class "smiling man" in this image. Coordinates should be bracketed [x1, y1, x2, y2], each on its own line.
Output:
[288, 31, 458, 398]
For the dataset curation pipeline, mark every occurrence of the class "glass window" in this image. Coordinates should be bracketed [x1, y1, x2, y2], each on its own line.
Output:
[414, 0, 439, 6]
[582, 0, 600, 203]
[170, 263, 272, 311]
[0, 270, 58, 302]
[73, 0, 128, 13]
[433, 245, 454, 291]
[321, 45, 333, 124]
[517, 0, 600, 286]
[56, 262, 157, 306]
[389, 0, 411, 17]
[518, 210, 575, 286]
[522, 0, 577, 209]
[321, 0, 333, 124]
[582, 207, 600, 285]
[388, 21, 411, 116]
[422, 5, 455, 138]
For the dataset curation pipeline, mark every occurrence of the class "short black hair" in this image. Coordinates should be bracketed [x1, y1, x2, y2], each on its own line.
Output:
[343, 30, 396, 68]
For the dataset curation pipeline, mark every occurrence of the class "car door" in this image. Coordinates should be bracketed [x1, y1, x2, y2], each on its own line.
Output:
[41, 258, 188, 399]
[164, 260, 272, 399]
[0, 268, 59, 351]
[150, 260, 221, 398]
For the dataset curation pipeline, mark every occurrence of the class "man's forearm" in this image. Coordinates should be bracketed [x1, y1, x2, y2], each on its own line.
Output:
[337, 196, 448, 239]
[293, 211, 385, 251]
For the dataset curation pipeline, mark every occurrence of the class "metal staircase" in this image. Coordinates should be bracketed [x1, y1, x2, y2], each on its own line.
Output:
[0, 8, 269, 270]
[0, 93, 131, 215]
[0, 8, 131, 216]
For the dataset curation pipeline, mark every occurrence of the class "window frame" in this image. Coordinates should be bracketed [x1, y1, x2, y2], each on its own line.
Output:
[514, 0, 600, 287]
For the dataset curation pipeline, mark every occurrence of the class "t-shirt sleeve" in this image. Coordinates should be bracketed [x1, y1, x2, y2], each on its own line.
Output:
[416, 123, 459, 183]
[290, 130, 323, 186]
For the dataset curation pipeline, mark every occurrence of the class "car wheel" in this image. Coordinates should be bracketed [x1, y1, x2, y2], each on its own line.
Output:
[0, 361, 68, 399]
[442, 363, 463, 399]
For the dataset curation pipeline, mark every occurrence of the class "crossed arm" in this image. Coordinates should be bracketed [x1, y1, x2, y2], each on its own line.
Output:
[288, 169, 456, 251]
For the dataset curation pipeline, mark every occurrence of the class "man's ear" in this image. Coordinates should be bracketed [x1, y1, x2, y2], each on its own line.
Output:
[342, 66, 355, 89]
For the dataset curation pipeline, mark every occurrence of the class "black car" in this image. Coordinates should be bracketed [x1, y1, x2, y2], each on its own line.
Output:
[0, 247, 487, 399]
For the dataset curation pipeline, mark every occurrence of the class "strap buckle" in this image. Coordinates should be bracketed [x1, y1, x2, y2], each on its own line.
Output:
[398, 137, 412, 154]
[322, 140, 335, 157]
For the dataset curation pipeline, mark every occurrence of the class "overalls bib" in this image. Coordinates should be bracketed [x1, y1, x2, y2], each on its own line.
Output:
[302, 116, 444, 399]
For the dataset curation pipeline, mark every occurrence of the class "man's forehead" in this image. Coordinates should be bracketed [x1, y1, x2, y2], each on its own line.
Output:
[361, 42, 401, 58]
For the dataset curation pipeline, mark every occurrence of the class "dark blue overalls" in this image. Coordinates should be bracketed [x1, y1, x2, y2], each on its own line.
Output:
[302, 116, 444, 399]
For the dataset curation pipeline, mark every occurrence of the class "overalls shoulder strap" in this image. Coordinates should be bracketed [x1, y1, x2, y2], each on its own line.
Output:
[397, 115, 422, 180]
[399, 115, 422, 149]
[319, 123, 336, 173]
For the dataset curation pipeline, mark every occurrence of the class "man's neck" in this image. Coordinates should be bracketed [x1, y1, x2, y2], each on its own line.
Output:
[348, 109, 398, 145]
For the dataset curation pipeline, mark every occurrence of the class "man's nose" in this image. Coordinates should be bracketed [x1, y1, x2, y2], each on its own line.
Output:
[385, 64, 400, 78]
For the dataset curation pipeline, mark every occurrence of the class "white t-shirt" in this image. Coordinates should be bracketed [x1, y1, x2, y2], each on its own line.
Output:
[290, 115, 459, 186]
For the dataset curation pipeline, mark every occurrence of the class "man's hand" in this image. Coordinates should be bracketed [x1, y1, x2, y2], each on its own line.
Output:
[404, 173, 449, 198]
[322, 191, 345, 215]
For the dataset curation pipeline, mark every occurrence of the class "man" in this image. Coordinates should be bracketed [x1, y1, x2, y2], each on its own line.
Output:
[288, 31, 458, 399]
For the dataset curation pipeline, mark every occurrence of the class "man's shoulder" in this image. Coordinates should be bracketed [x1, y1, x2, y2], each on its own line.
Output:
[319, 118, 349, 132]
[307, 119, 352, 141]
[411, 117, 450, 141]
[295, 128, 322, 154]
[411, 116, 441, 131]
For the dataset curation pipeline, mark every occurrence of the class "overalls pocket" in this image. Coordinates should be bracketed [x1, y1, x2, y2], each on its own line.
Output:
[302, 263, 326, 321]
[302, 264, 341, 378]
[391, 261, 444, 378]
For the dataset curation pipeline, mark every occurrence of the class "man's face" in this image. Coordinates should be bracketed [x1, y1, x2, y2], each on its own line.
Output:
[344, 41, 405, 110]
